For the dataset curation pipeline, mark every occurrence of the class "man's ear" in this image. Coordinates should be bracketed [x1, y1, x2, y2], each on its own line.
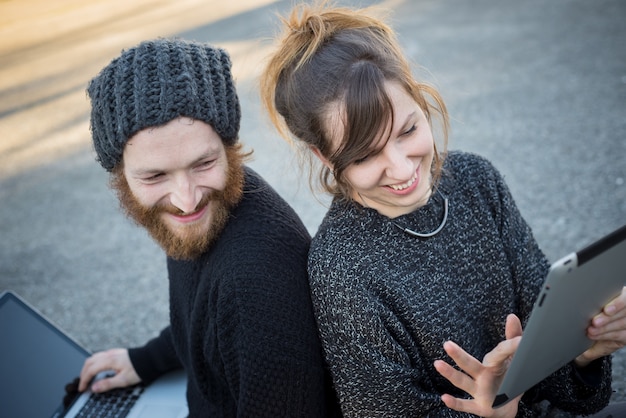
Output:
[310, 146, 333, 171]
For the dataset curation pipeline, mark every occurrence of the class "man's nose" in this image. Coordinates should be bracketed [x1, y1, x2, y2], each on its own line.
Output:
[169, 175, 202, 214]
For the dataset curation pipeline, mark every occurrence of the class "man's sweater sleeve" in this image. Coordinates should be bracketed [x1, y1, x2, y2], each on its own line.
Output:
[127, 326, 182, 384]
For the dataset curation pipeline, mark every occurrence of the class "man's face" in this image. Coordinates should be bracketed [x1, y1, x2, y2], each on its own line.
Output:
[111, 117, 243, 260]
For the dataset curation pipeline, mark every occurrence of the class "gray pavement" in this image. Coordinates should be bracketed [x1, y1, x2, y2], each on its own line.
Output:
[1, 0, 625, 408]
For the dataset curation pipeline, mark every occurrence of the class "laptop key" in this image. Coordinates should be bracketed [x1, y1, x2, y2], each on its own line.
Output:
[75, 385, 145, 418]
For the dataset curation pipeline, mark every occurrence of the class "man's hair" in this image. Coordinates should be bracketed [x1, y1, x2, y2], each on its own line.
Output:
[87, 38, 241, 172]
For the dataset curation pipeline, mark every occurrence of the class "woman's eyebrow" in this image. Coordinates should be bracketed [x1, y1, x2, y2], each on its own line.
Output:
[396, 111, 417, 133]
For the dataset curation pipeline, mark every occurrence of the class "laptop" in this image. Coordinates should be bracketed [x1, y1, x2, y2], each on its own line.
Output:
[0, 290, 188, 418]
[493, 223, 626, 408]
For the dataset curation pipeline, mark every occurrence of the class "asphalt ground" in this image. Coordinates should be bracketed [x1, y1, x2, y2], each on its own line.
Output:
[1, 0, 625, 408]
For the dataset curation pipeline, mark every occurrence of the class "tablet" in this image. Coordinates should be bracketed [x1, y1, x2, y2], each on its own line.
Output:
[493, 224, 626, 408]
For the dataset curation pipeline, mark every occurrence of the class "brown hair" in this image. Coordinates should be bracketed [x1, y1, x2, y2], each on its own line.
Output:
[260, 2, 449, 200]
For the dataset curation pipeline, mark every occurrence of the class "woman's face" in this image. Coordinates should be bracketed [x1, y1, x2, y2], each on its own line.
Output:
[325, 81, 435, 218]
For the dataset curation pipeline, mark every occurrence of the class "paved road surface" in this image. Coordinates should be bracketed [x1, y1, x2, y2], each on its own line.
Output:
[1, 0, 624, 409]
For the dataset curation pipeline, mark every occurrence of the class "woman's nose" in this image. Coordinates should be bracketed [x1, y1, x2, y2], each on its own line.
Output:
[384, 145, 414, 180]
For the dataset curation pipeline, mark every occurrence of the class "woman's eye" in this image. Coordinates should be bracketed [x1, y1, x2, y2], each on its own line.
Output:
[353, 155, 371, 165]
[402, 124, 417, 136]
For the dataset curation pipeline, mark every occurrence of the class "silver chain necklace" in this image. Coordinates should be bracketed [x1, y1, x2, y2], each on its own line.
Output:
[392, 190, 449, 238]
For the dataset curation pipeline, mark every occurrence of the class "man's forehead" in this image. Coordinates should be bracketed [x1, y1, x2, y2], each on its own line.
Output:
[122, 119, 225, 174]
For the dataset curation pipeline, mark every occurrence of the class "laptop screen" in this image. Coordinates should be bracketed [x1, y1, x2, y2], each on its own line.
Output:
[0, 291, 90, 418]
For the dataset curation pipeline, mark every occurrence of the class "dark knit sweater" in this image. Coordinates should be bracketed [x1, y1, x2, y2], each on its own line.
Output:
[128, 167, 340, 417]
[308, 152, 612, 417]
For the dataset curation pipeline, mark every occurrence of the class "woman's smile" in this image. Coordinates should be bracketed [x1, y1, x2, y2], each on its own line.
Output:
[386, 169, 419, 194]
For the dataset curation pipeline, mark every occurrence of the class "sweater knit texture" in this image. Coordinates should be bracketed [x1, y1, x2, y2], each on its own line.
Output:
[308, 151, 612, 417]
[128, 167, 340, 417]
[87, 38, 240, 172]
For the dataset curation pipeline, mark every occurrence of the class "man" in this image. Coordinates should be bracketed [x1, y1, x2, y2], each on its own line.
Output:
[77, 38, 339, 417]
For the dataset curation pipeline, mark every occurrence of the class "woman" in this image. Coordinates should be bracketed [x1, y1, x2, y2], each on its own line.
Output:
[260, 3, 626, 418]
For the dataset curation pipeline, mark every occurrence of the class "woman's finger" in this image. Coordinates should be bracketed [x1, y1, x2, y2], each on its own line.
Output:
[443, 340, 483, 379]
[434, 359, 476, 394]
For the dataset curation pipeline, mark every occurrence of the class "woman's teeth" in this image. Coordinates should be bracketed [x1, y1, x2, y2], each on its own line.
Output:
[390, 173, 417, 191]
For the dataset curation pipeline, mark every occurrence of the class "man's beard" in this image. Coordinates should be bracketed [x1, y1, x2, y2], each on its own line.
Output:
[111, 144, 245, 260]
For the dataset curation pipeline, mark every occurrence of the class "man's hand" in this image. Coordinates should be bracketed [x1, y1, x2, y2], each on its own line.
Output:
[78, 348, 141, 393]
[434, 314, 523, 418]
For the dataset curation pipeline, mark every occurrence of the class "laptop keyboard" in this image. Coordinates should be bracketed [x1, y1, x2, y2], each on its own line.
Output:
[75, 385, 145, 418]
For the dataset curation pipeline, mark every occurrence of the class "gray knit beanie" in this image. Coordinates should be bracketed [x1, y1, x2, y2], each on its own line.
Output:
[87, 38, 241, 172]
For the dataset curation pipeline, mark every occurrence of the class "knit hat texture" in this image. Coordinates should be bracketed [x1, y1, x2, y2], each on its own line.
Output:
[87, 38, 241, 171]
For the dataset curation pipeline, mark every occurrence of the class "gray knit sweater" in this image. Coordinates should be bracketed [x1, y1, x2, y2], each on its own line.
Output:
[308, 151, 612, 417]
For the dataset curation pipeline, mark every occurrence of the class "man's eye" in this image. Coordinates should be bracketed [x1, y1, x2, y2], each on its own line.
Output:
[197, 160, 215, 169]
[143, 173, 164, 182]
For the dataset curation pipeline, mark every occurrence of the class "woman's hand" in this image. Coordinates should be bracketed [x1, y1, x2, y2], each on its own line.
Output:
[576, 286, 626, 367]
[78, 348, 141, 393]
[434, 314, 523, 418]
